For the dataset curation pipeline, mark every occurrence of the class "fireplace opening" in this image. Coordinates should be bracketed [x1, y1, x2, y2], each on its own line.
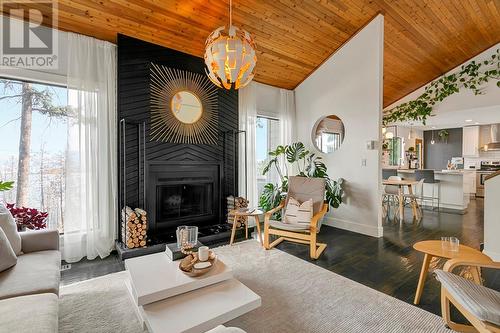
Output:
[146, 162, 221, 237]
[157, 182, 213, 220]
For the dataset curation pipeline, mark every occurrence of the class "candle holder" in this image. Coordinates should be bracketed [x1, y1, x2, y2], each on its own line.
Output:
[176, 226, 198, 255]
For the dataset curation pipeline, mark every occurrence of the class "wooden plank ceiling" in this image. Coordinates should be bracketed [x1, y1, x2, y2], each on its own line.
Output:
[3, 0, 500, 106]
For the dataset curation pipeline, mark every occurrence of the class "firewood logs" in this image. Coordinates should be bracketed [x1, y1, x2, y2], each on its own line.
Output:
[122, 206, 147, 249]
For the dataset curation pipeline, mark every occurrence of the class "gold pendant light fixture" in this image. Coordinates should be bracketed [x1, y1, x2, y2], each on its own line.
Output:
[204, 0, 257, 90]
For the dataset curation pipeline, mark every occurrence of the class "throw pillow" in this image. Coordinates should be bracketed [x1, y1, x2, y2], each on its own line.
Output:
[0, 203, 22, 255]
[0, 226, 17, 272]
[284, 197, 313, 225]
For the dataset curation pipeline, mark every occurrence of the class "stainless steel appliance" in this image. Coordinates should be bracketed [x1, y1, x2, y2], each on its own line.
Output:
[481, 124, 500, 151]
[476, 161, 500, 197]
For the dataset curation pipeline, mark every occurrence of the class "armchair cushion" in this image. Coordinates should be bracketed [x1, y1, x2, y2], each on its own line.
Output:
[269, 220, 309, 231]
[435, 269, 500, 326]
[0, 203, 22, 255]
[284, 197, 313, 225]
[21, 229, 60, 253]
[287, 176, 325, 215]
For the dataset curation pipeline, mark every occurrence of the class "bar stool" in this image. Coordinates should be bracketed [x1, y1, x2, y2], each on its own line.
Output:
[382, 169, 398, 180]
[415, 169, 440, 210]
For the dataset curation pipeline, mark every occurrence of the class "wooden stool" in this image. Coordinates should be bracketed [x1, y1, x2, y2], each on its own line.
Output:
[229, 209, 263, 246]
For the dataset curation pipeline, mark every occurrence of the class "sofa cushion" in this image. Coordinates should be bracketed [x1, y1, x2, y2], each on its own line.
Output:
[0, 293, 58, 332]
[435, 269, 500, 326]
[0, 203, 22, 255]
[0, 227, 17, 272]
[207, 325, 246, 333]
[0, 250, 60, 300]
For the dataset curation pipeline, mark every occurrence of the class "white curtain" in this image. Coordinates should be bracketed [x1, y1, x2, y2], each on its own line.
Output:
[238, 82, 258, 208]
[63, 33, 117, 263]
[279, 89, 296, 148]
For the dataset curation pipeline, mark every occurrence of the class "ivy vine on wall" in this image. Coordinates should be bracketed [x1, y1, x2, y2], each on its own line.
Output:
[383, 48, 500, 126]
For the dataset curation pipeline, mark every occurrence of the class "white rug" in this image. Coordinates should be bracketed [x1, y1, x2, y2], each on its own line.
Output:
[59, 240, 454, 333]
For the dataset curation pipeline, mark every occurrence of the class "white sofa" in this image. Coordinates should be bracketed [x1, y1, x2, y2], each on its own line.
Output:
[0, 230, 61, 332]
[207, 325, 247, 333]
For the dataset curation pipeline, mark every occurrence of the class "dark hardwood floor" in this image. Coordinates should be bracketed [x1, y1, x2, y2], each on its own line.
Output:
[277, 198, 499, 318]
[61, 198, 498, 320]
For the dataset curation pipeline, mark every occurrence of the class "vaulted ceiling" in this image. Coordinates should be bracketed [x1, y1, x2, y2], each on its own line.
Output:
[3, 0, 500, 106]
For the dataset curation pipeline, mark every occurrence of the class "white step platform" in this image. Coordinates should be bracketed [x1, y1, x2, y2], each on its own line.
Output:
[141, 278, 260, 333]
[125, 251, 261, 333]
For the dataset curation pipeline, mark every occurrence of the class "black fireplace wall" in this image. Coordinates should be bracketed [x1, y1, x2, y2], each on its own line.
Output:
[117, 35, 239, 241]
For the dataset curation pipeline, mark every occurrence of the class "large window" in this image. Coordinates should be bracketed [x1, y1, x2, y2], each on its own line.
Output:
[255, 116, 281, 199]
[0, 78, 69, 232]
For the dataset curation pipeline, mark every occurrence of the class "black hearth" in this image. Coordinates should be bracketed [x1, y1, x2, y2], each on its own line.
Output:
[146, 161, 222, 239]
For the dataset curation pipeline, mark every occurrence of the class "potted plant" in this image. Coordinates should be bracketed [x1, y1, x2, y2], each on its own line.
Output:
[259, 142, 344, 220]
[0, 180, 14, 192]
[6, 203, 48, 231]
[438, 129, 449, 143]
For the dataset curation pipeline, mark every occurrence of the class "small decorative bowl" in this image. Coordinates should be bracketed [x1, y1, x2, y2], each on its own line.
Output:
[179, 251, 217, 277]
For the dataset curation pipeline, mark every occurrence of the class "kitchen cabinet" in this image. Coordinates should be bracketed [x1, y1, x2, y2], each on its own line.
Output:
[463, 170, 476, 195]
[462, 126, 479, 157]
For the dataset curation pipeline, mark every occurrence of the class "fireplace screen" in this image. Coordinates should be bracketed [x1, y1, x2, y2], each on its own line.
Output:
[157, 183, 213, 220]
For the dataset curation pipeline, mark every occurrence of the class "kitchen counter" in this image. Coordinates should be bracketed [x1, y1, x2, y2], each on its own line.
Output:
[395, 169, 470, 213]
[396, 169, 475, 175]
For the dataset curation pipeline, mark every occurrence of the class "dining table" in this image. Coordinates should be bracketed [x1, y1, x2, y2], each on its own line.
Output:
[382, 179, 419, 220]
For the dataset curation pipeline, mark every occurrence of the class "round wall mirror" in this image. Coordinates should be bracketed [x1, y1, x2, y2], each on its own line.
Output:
[170, 91, 203, 124]
[312, 115, 345, 153]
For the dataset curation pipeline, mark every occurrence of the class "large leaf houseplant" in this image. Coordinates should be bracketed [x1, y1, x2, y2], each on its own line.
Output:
[259, 142, 344, 219]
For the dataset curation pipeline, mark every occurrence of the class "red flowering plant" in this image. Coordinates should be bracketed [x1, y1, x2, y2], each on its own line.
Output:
[6, 203, 48, 231]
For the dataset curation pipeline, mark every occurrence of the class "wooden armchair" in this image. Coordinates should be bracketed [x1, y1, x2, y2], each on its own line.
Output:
[435, 258, 500, 333]
[263, 176, 329, 259]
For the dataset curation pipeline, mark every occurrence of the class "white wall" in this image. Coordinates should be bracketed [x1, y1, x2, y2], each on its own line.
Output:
[484, 175, 500, 261]
[294, 15, 384, 237]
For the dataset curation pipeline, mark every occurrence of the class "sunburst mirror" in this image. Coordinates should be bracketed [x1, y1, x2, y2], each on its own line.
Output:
[150, 63, 218, 144]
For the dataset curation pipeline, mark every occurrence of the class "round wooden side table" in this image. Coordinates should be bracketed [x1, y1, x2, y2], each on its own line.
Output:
[229, 209, 263, 246]
[412, 240, 491, 305]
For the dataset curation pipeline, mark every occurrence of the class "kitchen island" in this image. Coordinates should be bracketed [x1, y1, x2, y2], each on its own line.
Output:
[396, 170, 471, 213]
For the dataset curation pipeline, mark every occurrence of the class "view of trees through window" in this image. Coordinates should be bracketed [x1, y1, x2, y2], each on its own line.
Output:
[256, 116, 280, 199]
[0, 78, 70, 232]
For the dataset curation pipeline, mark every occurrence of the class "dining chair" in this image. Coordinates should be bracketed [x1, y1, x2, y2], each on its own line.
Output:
[401, 178, 425, 220]
[382, 175, 401, 219]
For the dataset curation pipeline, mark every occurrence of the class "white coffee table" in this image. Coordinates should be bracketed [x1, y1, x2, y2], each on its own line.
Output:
[125, 252, 261, 333]
[125, 252, 234, 306]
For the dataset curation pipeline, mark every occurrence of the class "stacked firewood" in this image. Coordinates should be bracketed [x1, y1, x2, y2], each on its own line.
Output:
[122, 207, 147, 249]
[226, 196, 249, 227]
